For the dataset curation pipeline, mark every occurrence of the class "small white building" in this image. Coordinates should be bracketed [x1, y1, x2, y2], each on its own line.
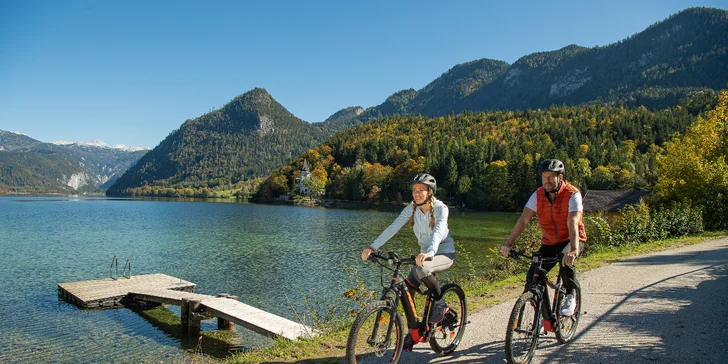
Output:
[295, 159, 312, 196]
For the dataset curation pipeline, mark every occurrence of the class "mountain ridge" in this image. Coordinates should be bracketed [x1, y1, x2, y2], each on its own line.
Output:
[0, 130, 147, 193]
[105, 88, 354, 196]
[323, 7, 726, 124]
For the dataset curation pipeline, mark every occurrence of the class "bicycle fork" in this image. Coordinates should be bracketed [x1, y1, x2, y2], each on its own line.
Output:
[370, 297, 401, 348]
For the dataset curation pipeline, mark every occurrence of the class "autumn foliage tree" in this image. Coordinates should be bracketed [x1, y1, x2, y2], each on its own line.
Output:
[257, 93, 722, 220]
[654, 91, 728, 229]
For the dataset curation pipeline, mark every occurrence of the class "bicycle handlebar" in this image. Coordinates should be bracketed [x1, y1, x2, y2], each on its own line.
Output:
[367, 250, 422, 266]
[509, 249, 563, 264]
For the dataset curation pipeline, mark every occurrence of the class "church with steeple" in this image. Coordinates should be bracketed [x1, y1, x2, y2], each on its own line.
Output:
[295, 159, 312, 196]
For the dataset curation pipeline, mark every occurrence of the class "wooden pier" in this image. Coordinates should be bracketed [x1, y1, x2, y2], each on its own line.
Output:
[58, 273, 314, 340]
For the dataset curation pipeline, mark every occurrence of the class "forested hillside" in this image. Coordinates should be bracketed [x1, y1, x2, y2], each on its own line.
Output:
[258, 91, 719, 210]
[348, 7, 728, 124]
[106, 88, 355, 196]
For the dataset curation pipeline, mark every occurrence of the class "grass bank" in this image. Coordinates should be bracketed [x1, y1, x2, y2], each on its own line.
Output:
[177, 230, 726, 364]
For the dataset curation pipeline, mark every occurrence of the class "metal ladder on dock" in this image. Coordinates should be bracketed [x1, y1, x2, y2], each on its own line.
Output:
[110, 255, 131, 280]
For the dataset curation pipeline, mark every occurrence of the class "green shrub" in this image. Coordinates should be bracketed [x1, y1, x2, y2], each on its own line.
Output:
[702, 186, 728, 230]
[613, 201, 652, 246]
[651, 201, 704, 239]
[583, 214, 613, 253]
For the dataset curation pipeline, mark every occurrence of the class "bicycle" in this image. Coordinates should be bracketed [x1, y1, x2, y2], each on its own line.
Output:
[504, 249, 582, 364]
[345, 250, 467, 363]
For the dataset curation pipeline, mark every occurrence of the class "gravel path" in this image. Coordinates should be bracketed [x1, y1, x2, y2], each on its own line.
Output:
[395, 237, 728, 364]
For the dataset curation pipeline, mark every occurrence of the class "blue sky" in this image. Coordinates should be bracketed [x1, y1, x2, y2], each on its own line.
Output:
[1, 0, 725, 148]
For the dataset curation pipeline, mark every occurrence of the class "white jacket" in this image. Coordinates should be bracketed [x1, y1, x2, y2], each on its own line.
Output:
[371, 197, 455, 256]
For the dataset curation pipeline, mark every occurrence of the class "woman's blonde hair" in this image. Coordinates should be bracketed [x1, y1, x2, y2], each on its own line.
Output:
[409, 196, 435, 229]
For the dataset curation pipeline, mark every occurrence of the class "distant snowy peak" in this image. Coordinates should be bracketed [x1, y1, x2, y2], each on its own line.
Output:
[52, 139, 149, 152]
[113, 144, 150, 152]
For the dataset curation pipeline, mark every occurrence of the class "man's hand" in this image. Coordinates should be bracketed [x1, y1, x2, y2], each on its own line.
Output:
[563, 250, 578, 267]
[416, 253, 432, 266]
[500, 243, 511, 257]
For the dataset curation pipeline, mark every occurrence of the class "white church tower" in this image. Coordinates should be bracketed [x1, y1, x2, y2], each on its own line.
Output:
[295, 159, 312, 196]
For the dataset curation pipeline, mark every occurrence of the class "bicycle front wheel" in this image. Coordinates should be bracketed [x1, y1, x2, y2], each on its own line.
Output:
[505, 291, 539, 364]
[555, 279, 582, 344]
[429, 283, 467, 355]
[346, 300, 405, 364]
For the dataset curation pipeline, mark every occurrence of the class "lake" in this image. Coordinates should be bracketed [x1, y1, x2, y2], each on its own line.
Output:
[0, 196, 517, 363]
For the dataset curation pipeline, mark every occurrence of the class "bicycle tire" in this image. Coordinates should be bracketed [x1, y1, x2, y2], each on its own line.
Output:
[346, 300, 405, 364]
[555, 279, 582, 344]
[505, 291, 540, 364]
[429, 283, 467, 355]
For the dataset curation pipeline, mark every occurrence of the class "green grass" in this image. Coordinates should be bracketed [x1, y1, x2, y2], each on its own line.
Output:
[217, 230, 726, 364]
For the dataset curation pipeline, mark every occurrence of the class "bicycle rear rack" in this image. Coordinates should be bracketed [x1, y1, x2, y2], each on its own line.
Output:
[110, 255, 131, 280]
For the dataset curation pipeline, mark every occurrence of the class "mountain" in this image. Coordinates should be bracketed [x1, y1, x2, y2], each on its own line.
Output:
[109, 7, 727, 197]
[336, 7, 727, 124]
[0, 130, 44, 151]
[0, 130, 148, 194]
[106, 88, 354, 196]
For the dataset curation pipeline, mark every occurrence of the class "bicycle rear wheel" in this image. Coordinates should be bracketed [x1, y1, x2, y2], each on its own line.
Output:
[346, 300, 404, 364]
[505, 291, 539, 364]
[429, 283, 467, 355]
[555, 280, 582, 344]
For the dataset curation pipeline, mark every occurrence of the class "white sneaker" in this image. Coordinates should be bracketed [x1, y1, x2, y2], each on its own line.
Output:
[561, 294, 576, 316]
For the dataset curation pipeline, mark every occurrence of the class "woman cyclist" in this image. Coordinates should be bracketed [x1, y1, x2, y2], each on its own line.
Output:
[361, 173, 456, 351]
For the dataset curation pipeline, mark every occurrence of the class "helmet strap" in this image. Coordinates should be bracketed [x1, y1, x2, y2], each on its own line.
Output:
[414, 193, 433, 207]
[544, 176, 564, 203]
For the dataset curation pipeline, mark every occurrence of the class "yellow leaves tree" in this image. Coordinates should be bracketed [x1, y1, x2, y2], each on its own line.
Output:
[654, 90, 728, 229]
[363, 162, 393, 198]
[303, 167, 328, 196]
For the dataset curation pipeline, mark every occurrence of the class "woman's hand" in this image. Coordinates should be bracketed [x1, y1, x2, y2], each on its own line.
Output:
[361, 247, 375, 261]
[416, 253, 433, 266]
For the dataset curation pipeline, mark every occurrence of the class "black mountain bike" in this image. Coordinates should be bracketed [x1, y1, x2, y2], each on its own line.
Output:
[504, 250, 582, 364]
[345, 251, 467, 363]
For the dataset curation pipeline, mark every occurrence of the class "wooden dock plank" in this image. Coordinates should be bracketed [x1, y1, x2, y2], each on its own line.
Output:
[127, 288, 211, 306]
[58, 273, 195, 308]
[202, 296, 314, 340]
[129, 287, 314, 340]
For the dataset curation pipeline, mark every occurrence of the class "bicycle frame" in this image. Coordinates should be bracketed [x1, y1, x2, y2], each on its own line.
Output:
[523, 253, 566, 333]
[369, 252, 435, 343]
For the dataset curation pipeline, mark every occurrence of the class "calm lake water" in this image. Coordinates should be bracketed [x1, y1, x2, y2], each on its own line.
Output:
[0, 196, 517, 363]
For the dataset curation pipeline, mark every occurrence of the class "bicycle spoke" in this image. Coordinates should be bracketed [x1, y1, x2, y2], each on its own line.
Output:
[346, 301, 403, 364]
[429, 284, 467, 355]
[505, 292, 539, 364]
[555, 284, 582, 344]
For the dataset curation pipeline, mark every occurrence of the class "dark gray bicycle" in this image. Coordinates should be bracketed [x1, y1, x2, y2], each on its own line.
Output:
[504, 249, 582, 364]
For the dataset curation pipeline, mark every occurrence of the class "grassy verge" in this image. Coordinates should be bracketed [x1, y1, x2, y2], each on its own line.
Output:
[198, 231, 727, 364]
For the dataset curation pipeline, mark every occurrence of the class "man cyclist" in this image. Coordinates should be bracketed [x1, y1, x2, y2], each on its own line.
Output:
[500, 159, 587, 316]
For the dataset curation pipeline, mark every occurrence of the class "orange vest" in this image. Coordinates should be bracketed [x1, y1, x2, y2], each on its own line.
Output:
[536, 181, 588, 245]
